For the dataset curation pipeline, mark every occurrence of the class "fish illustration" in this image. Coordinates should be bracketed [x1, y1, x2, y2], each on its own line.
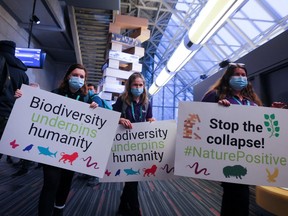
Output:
[10, 139, 19, 149]
[38, 146, 57, 157]
[115, 169, 121, 176]
[124, 168, 140, 176]
[23, 144, 34, 152]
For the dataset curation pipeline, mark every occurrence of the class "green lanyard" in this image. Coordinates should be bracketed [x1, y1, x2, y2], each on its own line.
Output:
[232, 96, 250, 106]
[131, 101, 143, 122]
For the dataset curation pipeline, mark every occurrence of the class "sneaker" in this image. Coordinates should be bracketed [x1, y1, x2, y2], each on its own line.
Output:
[52, 207, 64, 216]
[6, 156, 13, 164]
[34, 163, 43, 169]
[117, 202, 130, 216]
[87, 178, 100, 187]
[11, 168, 28, 177]
[13, 160, 23, 167]
[130, 208, 141, 216]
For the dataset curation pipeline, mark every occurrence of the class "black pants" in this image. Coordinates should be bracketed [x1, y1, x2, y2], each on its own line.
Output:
[119, 181, 140, 215]
[221, 182, 250, 216]
[0, 116, 11, 160]
[0, 116, 8, 139]
[38, 164, 74, 216]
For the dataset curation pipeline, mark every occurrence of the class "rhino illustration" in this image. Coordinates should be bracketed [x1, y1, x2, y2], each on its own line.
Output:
[223, 165, 247, 179]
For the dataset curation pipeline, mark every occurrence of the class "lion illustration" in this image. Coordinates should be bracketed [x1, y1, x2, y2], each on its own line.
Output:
[143, 164, 157, 177]
[59, 152, 78, 165]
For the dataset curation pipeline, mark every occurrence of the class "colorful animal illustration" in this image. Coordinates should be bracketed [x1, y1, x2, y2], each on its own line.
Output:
[81, 156, 99, 169]
[223, 165, 247, 179]
[59, 152, 78, 165]
[186, 162, 210, 176]
[143, 165, 157, 177]
[183, 114, 201, 139]
[23, 144, 34, 152]
[161, 164, 174, 174]
[115, 169, 121, 176]
[105, 169, 111, 176]
[266, 167, 279, 183]
[124, 168, 140, 176]
[10, 139, 19, 149]
[38, 146, 57, 157]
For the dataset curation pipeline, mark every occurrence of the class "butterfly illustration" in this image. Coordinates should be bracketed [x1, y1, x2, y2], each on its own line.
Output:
[10, 139, 19, 149]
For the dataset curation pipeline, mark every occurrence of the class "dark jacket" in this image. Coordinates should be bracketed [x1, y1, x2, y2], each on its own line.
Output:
[112, 97, 152, 123]
[51, 88, 89, 103]
[0, 52, 29, 118]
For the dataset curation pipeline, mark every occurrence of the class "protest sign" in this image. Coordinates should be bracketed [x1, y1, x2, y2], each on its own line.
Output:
[0, 85, 120, 177]
[100, 120, 177, 182]
[175, 101, 288, 187]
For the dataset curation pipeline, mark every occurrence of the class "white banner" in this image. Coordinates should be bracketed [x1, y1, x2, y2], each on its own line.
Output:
[100, 120, 177, 182]
[0, 85, 120, 178]
[175, 101, 288, 187]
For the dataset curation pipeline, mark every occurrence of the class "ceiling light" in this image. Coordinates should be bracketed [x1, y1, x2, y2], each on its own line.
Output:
[148, 82, 161, 96]
[188, 0, 244, 44]
[166, 36, 200, 73]
[32, 15, 40, 24]
[155, 68, 175, 87]
[149, 0, 244, 96]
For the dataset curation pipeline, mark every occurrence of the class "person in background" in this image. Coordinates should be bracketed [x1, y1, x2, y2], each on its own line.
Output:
[87, 83, 104, 108]
[201, 62, 262, 216]
[112, 72, 155, 216]
[0, 40, 29, 164]
[87, 83, 97, 94]
[77, 83, 104, 186]
[38, 63, 98, 216]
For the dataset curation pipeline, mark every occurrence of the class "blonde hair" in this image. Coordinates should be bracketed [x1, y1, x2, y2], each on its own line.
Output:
[121, 72, 148, 106]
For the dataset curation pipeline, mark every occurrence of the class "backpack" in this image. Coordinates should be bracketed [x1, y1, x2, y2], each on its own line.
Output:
[0, 56, 11, 94]
[91, 94, 112, 110]
[121, 100, 149, 120]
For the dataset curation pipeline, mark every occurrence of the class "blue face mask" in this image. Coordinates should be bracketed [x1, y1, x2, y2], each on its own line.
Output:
[131, 87, 144, 97]
[229, 76, 248, 91]
[69, 76, 84, 91]
[88, 90, 94, 95]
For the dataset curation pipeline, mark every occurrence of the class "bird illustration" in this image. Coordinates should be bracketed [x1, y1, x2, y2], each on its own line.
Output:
[23, 144, 34, 152]
[10, 139, 19, 149]
[266, 167, 279, 183]
[115, 169, 121, 176]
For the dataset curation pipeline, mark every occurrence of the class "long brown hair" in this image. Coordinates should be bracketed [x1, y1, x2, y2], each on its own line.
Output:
[206, 63, 262, 106]
[58, 63, 88, 95]
[121, 72, 148, 106]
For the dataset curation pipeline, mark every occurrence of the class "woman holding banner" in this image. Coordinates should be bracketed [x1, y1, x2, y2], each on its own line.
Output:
[201, 62, 262, 216]
[38, 64, 98, 216]
[113, 72, 155, 216]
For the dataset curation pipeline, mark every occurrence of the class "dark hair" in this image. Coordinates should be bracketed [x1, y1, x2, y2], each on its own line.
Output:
[121, 72, 148, 105]
[58, 63, 88, 95]
[87, 83, 96, 88]
[206, 63, 262, 106]
[0, 40, 16, 55]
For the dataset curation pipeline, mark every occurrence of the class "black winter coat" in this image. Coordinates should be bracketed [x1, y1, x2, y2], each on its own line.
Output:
[0, 52, 29, 117]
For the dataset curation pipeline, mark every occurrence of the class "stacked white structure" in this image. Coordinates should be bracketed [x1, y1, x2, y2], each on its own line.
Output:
[98, 15, 150, 102]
